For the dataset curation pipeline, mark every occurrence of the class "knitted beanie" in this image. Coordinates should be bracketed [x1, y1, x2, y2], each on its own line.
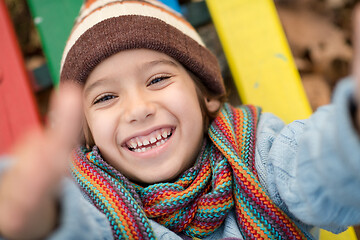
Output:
[60, 0, 225, 96]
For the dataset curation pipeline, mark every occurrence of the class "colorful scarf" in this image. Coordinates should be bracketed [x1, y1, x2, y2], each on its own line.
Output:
[71, 104, 308, 240]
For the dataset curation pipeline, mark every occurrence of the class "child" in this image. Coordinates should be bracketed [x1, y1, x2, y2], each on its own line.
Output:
[1, 0, 360, 239]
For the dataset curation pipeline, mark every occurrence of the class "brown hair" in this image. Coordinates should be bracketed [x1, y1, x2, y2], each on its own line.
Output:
[189, 71, 227, 132]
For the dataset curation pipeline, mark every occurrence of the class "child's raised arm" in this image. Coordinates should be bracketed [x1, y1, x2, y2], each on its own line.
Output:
[0, 84, 82, 239]
[253, 5, 360, 233]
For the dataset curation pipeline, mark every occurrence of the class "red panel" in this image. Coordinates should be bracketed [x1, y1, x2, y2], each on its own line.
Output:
[0, 0, 41, 154]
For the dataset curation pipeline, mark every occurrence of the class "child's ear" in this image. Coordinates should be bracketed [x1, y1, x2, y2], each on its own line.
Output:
[204, 97, 221, 112]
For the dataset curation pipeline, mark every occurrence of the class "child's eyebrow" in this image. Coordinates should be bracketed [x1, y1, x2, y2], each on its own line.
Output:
[84, 78, 115, 98]
[143, 59, 179, 70]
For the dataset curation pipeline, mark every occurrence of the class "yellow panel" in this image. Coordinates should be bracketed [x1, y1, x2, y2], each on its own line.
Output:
[206, 0, 312, 123]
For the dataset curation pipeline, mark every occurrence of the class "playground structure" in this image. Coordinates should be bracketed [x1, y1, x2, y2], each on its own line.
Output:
[0, 0, 40, 154]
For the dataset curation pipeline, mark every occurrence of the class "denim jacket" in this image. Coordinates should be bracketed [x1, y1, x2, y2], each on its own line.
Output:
[1, 78, 360, 239]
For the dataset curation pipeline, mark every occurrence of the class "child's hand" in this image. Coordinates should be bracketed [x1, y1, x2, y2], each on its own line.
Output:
[353, 4, 360, 131]
[0, 84, 82, 239]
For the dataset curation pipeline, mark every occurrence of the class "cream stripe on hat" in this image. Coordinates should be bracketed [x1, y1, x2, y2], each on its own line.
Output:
[79, 0, 182, 22]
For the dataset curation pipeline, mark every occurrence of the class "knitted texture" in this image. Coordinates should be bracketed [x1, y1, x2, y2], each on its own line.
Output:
[71, 104, 308, 239]
[60, 0, 225, 96]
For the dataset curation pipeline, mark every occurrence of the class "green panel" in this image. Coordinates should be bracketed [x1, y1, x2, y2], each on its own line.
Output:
[27, 0, 82, 85]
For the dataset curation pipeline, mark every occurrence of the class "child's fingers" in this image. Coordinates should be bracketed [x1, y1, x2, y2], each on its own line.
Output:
[47, 83, 83, 150]
[43, 82, 83, 179]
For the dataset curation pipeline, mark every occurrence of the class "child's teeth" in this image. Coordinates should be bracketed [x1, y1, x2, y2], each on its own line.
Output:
[131, 142, 137, 149]
[128, 128, 173, 152]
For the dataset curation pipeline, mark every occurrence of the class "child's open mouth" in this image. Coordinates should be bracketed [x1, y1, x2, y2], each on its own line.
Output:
[124, 127, 173, 153]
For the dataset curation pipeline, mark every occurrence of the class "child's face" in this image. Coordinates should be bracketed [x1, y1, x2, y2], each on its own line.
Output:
[83, 49, 218, 184]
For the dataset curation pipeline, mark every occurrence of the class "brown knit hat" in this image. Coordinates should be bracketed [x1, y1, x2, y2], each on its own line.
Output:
[60, 0, 225, 95]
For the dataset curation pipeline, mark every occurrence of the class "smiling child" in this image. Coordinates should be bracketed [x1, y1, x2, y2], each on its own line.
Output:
[0, 0, 360, 239]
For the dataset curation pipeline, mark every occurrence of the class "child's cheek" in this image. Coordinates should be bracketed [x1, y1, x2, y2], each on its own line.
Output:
[88, 113, 116, 147]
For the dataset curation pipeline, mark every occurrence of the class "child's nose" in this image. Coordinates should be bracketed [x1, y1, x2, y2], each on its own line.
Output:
[122, 92, 156, 124]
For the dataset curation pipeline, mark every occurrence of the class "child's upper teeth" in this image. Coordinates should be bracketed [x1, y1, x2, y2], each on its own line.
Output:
[131, 142, 138, 149]
[126, 127, 173, 150]
[128, 140, 137, 149]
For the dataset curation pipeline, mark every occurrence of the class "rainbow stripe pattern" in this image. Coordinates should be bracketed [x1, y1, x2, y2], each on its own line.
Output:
[72, 103, 309, 239]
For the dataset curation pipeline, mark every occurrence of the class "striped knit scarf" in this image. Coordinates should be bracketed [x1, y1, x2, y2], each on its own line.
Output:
[71, 104, 309, 240]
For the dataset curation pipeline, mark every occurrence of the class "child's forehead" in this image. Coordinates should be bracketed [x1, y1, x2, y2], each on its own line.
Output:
[91, 49, 181, 73]
[84, 49, 183, 88]
[129, 48, 179, 62]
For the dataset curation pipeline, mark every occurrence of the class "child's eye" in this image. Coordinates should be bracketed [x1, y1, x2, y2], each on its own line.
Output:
[93, 94, 117, 105]
[147, 75, 171, 87]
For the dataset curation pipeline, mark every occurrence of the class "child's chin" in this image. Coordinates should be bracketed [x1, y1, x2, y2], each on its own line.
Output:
[132, 170, 182, 185]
